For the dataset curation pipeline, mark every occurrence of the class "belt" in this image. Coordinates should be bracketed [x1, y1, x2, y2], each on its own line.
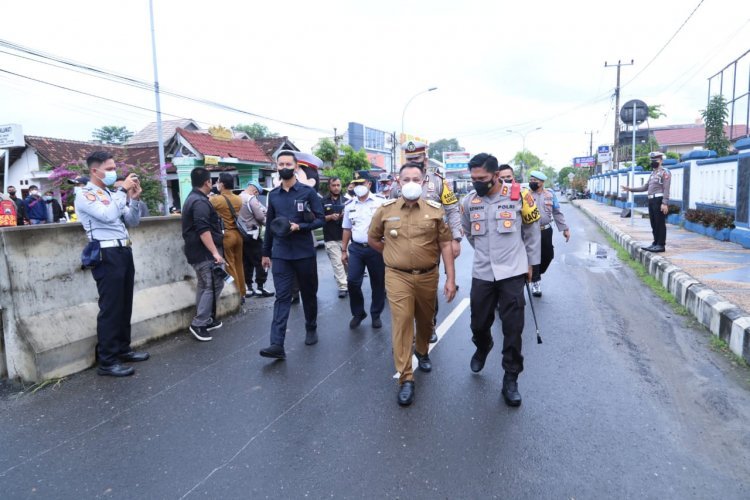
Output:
[351, 241, 369, 248]
[540, 224, 551, 230]
[388, 264, 437, 275]
[648, 193, 664, 199]
[99, 238, 132, 248]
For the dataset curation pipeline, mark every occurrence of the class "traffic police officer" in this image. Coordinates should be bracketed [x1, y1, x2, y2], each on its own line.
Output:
[528, 170, 570, 297]
[76, 151, 149, 377]
[368, 162, 457, 406]
[401, 140, 463, 342]
[260, 151, 325, 359]
[461, 154, 540, 406]
[341, 170, 386, 329]
[621, 151, 671, 252]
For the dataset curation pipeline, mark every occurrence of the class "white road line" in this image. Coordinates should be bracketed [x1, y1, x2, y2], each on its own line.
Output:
[393, 297, 471, 379]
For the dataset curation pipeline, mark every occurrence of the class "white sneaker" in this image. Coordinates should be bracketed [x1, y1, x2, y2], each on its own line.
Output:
[531, 281, 542, 297]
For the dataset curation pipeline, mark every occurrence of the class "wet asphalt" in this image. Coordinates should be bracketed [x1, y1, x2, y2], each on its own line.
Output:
[2, 201, 750, 499]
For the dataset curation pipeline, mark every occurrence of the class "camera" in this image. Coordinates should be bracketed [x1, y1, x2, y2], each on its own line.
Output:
[212, 264, 234, 284]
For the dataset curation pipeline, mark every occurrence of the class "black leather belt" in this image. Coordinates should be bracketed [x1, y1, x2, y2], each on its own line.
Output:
[351, 241, 369, 248]
[388, 264, 437, 275]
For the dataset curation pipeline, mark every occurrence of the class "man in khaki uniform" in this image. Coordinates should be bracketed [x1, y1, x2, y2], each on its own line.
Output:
[368, 162, 457, 407]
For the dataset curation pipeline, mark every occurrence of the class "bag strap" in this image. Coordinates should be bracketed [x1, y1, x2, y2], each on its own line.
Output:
[221, 194, 241, 223]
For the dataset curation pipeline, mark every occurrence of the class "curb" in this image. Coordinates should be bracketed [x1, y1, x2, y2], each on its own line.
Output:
[573, 200, 750, 364]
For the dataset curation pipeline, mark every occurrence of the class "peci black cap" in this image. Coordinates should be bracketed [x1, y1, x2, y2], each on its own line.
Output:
[270, 216, 292, 238]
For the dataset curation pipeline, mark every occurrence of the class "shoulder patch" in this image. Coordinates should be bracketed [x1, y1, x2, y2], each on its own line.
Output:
[426, 199, 442, 209]
[382, 199, 397, 206]
[344, 198, 355, 205]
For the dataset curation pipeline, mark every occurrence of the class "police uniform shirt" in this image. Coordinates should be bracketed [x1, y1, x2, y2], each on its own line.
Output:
[262, 180, 324, 260]
[629, 167, 672, 203]
[342, 194, 385, 244]
[239, 192, 267, 229]
[75, 182, 141, 241]
[461, 187, 541, 281]
[421, 171, 462, 239]
[369, 198, 452, 270]
[532, 188, 569, 231]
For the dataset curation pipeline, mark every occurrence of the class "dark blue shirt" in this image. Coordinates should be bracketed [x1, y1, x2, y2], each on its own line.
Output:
[263, 181, 324, 260]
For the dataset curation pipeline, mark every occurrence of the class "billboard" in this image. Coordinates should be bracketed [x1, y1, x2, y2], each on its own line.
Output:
[0, 124, 24, 149]
[597, 145, 611, 163]
[442, 151, 470, 172]
[573, 156, 596, 168]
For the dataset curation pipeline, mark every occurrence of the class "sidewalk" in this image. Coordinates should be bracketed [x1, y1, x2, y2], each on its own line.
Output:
[572, 198, 750, 363]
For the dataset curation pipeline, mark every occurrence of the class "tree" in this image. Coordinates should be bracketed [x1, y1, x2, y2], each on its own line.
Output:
[540, 165, 557, 184]
[428, 138, 464, 161]
[511, 150, 544, 180]
[233, 122, 279, 140]
[557, 166, 576, 188]
[92, 125, 133, 144]
[648, 104, 666, 120]
[314, 138, 338, 166]
[325, 145, 369, 186]
[701, 95, 731, 157]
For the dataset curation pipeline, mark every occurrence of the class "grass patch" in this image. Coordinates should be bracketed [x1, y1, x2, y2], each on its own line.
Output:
[25, 377, 67, 394]
[599, 229, 690, 317]
[710, 336, 749, 368]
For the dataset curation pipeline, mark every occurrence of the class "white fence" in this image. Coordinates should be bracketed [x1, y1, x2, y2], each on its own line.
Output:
[690, 158, 738, 208]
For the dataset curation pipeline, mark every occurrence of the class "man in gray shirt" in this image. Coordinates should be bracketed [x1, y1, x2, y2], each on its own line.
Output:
[461, 154, 540, 407]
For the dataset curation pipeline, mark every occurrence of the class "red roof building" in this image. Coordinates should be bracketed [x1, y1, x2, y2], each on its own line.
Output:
[652, 124, 749, 156]
[175, 128, 272, 165]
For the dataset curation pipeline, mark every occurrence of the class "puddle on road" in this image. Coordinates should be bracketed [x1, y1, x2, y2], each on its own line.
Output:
[562, 241, 621, 273]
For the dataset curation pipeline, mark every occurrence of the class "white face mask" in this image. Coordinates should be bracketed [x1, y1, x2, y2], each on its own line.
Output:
[401, 182, 423, 201]
[353, 185, 369, 198]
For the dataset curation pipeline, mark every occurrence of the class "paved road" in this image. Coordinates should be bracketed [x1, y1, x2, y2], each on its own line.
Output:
[2, 203, 750, 499]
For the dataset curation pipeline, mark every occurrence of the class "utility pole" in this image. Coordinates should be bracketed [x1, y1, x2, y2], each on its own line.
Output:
[333, 127, 339, 148]
[604, 59, 633, 168]
[585, 130, 596, 156]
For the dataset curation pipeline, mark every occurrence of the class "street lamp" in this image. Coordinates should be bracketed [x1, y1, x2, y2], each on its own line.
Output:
[506, 127, 542, 180]
[401, 87, 438, 140]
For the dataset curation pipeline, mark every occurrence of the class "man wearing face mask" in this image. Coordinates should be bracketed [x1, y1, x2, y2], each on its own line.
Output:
[401, 141, 463, 343]
[75, 151, 148, 377]
[24, 185, 48, 225]
[259, 151, 325, 359]
[621, 151, 671, 252]
[368, 162, 457, 406]
[341, 170, 386, 329]
[461, 155, 541, 407]
[42, 190, 64, 223]
[6, 186, 27, 225]
[527, 171, 569, 297]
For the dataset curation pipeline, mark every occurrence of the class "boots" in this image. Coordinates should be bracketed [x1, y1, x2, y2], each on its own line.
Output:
[501, 373, 522, 407]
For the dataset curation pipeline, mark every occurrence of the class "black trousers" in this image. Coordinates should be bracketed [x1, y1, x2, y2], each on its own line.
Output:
[648, 197, 667, 246]
[470, 274, 526, 376]
[347, 243, 385, 317]
[243, 236, 267, 287]
[270, 256, 318, 346]
[531, 227, 554, 281]
[91, 247, 135, 365]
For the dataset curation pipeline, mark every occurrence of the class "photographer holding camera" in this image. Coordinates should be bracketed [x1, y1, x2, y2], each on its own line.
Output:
[182, 167, 227, 342]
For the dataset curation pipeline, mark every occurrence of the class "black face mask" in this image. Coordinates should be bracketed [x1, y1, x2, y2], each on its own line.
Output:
[650, 161, 660, 169]
[8, 190, 16, 196]
[473, 179, 495, 197]
[278, 168, 296, 180]
[347, 189, 355, 197]
[529, 182, 540, 191]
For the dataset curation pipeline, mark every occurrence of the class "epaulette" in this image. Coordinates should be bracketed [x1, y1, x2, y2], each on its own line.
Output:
[344, 198, 354, 205]
[382, 199, 397, 206]
[426, 199, 442, 209]
[430, 171, 444, 180]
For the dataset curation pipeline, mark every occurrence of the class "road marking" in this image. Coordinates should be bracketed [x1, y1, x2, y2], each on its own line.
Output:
[393, 297, 470, 379]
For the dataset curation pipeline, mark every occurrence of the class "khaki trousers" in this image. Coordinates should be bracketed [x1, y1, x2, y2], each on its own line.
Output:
[385, 267, 438, 383]
[223, 229, 246, 298]
[324, 240, 348, 290]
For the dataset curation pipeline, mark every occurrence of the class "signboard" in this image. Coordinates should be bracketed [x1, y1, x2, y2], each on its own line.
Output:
[620, 99, 648, 125]
[597, 145, 611, 163]
[442, 151, 471, 172]
[204, 155, 220, 166]
[0, 124, 24, 148]
[573, 156, 596, 168]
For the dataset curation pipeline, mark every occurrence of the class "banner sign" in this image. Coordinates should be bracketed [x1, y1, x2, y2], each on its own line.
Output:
[442, 151, 471, 172]
[597, 145, 611, 163]
[573, 156, 596, 168]
[0, 124, 24, 149]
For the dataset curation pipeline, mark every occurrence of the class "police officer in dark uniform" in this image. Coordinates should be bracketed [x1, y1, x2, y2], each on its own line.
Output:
[75, 151, 149, 377]
[259, 151, 325, 359]
[621, 151, 671, 252]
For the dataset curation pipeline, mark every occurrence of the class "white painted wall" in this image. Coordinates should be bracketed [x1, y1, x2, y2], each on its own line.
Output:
[691, 158, 737, 208]
[7, 148, 49, 191]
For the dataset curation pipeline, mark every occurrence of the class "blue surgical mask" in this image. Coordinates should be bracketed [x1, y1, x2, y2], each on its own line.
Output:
[100, 170, 117, 186]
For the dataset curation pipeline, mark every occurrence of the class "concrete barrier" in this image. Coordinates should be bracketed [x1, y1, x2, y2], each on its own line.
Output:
[0, 217, 240, 383]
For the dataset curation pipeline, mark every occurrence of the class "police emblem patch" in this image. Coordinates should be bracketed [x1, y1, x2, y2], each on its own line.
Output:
[501, 185, 509, 196]
[499, 211, 512, 219]
[471, 197, 482, 204]
[472, 212, 481, 219]
[85, 193, 96, 201]
[503, 220, 513, 228]
[474, 223, 481, 231]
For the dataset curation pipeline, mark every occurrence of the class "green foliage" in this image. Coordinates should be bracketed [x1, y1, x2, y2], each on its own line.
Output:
[701, 95, 731, 157]
[648, 104, 666, 120]
[684, 208, 735, 230]
[557, 166, 576, 187]
[92, 125, 133, 145]
[540, 166, 557, 183]
[325, 145, 370, 186]
[666, 151, 680, 160]
[428, 138, 464, 161]
[233, 122, 279, 140]
[314, 138, 338, 165]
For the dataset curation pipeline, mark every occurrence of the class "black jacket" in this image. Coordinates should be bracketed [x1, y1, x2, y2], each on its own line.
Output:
[181, 188, 224, 264]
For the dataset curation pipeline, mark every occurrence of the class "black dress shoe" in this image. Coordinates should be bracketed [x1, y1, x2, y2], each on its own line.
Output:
[118, 351, 150, 363]
[257, 286, 275, 297]
[651, 245, 665, 252]
[372, 316, 383, 329]
[415, 352, 432, 372]
[259, 344, 286, 359]
[305, 330, 318, 345]
[470, 346, 492, 373]
[641, 245, 657, 252]
[502, 376, 522, 407]
[349, 313, 367, 329]
[338, 290, 348, 298]
[429, 330, 438, 343]
[97, 363, 135, 377]
[398, 381, 415, 406]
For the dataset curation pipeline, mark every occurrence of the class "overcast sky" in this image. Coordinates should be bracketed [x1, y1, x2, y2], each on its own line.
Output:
[1, 0, 748, 170]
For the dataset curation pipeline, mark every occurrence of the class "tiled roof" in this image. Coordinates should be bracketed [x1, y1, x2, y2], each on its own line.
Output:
[652, 124, 749, 146]
[176, 128, 272, 164]
[127, 119, 200, 146]
[254, 136, 299, 158]
[24, 136, 159, 168]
